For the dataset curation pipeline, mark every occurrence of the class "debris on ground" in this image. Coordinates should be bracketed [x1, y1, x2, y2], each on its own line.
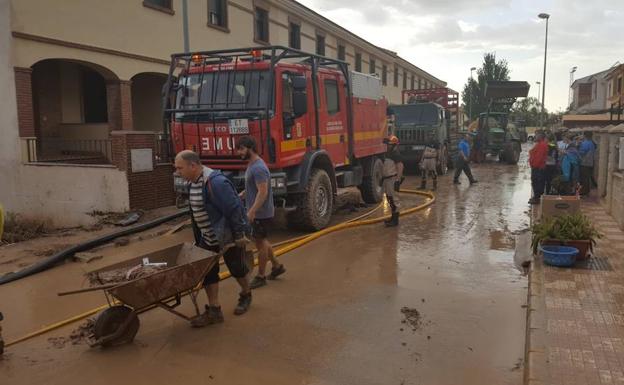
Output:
[115, 211, 143, 227]
[400, 307, 422, 332]
[47, 319, 95, 349]
[87, 264, 167, 286]
[1, 212, 52, 245]
[73, 252, 104, 263]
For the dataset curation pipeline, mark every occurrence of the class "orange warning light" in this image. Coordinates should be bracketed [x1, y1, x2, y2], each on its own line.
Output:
[191, 54, 203, 64]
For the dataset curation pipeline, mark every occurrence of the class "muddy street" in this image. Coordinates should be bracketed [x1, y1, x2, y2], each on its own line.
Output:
[0, 157, 531, 385]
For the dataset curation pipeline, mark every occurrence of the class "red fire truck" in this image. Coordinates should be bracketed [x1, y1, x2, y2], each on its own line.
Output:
[163, 46, 389, 230]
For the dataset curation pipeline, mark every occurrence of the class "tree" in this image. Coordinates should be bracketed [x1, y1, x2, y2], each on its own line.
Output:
[510, 97, 542, 126]
[461, 53, 511, 122]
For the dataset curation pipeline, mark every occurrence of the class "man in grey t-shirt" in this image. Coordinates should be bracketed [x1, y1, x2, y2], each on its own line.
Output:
[237, 137, 285, 289]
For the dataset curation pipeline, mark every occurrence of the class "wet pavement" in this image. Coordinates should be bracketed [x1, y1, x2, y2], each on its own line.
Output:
[0, 156, 532, 385]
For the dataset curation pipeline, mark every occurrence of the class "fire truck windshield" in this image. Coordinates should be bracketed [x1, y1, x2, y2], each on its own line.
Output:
[175, 70, 272, 120]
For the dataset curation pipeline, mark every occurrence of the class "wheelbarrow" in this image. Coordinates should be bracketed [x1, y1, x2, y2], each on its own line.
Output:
[58, 242, 219, 348]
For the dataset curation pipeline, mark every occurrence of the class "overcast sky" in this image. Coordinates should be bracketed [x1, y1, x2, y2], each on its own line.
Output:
[298, 0, 624, 112]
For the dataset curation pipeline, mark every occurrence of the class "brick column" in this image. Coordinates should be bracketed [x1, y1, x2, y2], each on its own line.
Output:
[107, 80, 133, 132]
[14, 67, 35, 137]
[111, 131, 175, 210]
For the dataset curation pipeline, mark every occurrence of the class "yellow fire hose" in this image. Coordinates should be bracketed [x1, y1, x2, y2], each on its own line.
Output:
[4, 189, 434, 348]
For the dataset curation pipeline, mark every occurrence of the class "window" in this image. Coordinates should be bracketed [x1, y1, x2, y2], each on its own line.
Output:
[410, 74, 415, 90]
[355, 53, 362, 72]
[208, 0, 228, 30]
[403, 70, 407, 89]
[254, 7, 269, 43]
[382, 65, 387, 86]
[143, 0, 173, 14]
[289, 23, 301, 49]
[393, 65, 399, 87]
[316, 35, 325, 56]
[418, 78, 422, 90]
[175, 70, 271, 118]
[324, 80, 340, 115]
[337, 45, 346, 61]
[369, 57, 376, 75]
[618, 77, 623, 95]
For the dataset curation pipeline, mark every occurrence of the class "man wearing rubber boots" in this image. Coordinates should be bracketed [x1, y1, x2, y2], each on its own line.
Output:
[381, 135, 404, 227]
[174, 150, 252, 327]
[420, 141, 438, 190]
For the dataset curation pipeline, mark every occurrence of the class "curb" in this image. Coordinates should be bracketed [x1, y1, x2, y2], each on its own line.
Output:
[524, 255, 548, 385]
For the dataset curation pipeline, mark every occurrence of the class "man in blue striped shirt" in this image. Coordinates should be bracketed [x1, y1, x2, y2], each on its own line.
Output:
[175, 150, 252, 327]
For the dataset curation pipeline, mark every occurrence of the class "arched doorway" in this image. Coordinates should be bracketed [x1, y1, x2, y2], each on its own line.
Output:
[30, 59, 118, 163]
[131, 72, 168, 132]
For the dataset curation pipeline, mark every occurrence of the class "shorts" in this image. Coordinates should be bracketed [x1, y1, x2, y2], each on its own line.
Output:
[201, 244, 249, 286]
[251, 218, 272, 240]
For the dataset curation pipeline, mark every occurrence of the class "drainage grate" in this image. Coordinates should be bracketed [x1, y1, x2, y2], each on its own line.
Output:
[575, 257, 613, 271]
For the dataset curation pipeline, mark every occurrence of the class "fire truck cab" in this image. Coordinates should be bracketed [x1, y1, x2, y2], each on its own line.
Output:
[163, 47, 389, 230]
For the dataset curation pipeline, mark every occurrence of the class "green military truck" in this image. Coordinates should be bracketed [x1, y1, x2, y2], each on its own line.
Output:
[388, 88, 460, 174]
[389, 102, 450, 174]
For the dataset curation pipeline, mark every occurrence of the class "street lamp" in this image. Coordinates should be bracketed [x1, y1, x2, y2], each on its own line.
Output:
[469, 66, 477, 123]
[538, 12, 550, 129]
[568, 66, 577, 109]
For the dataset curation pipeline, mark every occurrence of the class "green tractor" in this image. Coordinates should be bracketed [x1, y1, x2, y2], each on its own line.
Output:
[474, 81, 530, 165]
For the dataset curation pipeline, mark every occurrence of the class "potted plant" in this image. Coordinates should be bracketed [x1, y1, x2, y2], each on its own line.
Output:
[531, 213, 602, 259]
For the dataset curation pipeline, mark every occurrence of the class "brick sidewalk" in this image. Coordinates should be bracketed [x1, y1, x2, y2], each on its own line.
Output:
[527, 200, 624, 385]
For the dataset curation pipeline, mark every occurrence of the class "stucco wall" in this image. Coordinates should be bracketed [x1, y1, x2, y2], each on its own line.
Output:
[0, 0, 21, 212]
[611, 172, 624, 230]
[15, 164, 130, 226]
[10, 0, 445, 98]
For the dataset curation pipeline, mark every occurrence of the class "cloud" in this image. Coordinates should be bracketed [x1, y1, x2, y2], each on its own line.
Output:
[297, 0, 624, 111]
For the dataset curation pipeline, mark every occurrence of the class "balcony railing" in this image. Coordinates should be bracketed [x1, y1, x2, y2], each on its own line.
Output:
[25, 137, 113, 164]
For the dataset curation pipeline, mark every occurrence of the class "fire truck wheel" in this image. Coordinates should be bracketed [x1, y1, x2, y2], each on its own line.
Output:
[287, 168, 333, 230]
[359, 157, 384, 204]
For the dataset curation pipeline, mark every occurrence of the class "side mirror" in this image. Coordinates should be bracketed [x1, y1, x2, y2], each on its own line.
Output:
[292, 76, 307, 91]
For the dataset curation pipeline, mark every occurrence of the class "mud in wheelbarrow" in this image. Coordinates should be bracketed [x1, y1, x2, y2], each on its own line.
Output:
[59, 242, 219, 348]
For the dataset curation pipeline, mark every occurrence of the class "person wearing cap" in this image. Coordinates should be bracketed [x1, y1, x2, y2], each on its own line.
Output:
[381, 135, 404, 227]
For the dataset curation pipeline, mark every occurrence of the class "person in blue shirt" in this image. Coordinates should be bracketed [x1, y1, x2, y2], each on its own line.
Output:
[561, 143, 580, 195]
[453, 133, 478, 185]
[578, 131, 596, 196]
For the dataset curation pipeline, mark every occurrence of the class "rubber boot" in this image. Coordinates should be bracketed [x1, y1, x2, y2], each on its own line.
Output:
[385, 211, 399, 227]
[420, 179, 427, 190]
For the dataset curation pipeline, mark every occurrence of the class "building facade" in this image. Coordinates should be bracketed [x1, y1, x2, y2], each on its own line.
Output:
[569, 68, 610, 113]
[606, 63, 624, 113]
[0, 0, 446, 226]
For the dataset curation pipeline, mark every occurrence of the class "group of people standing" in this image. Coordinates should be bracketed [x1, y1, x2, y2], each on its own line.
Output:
[528, 131, 596, 204]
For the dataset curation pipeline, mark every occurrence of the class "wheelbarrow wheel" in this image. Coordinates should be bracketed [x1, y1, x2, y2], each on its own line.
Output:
[93, 305, 139, 347]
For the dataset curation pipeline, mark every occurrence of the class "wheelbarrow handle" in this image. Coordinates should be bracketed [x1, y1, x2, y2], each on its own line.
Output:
[57, 283, 120, 296]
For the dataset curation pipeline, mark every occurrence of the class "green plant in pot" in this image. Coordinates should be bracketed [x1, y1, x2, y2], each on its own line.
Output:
[531, 213, 602, 258]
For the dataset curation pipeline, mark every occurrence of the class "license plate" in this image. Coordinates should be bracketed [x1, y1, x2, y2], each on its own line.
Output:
[229, 119, 249, 134]
[412, 145, 425, 150]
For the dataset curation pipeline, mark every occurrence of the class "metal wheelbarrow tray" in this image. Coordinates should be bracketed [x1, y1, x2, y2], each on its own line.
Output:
[59, 242, 219, 348]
